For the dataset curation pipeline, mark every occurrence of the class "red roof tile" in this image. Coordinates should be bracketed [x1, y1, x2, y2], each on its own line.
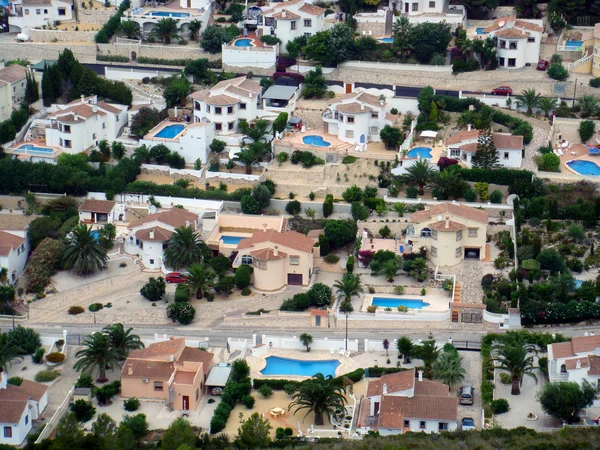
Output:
[237, 229, 314, 254]
[128, 208, 199, 230]
[0, 230, 25, 256]
[367, 369, 415, 397]
[79, 199, 116, 214]
[410, 203, 488, 225]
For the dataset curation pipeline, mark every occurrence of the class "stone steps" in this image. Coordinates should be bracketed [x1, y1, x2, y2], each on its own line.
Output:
[453, 282, 462, 303]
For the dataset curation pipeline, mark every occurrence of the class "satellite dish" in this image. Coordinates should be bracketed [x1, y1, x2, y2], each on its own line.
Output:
[594, 347, 600, 357]
[149, 205, 157, 214]
[437, 215, 443, 221]
[498, 20, 506, 27]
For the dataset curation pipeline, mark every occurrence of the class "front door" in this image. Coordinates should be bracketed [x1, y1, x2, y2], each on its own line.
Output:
[345, 83, 352, 94]
[182, 396, 189, 410]
[404, 1, 409, 12]
[187, 0, 191, 7]
[287, 274, 302, 285]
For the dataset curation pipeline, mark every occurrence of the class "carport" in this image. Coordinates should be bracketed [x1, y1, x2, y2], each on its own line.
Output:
[205, 364, 231, 395]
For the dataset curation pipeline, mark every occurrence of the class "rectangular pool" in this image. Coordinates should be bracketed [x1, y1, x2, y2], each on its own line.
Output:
[565, 40, 583, 50]
[371, 297, 430, 309]
[220, 235, 246, 245]
[260, 356, 340, 378]
[154, 124, 185, 139]
[14, 145, 55, 154]
[149, 11, 190, 17]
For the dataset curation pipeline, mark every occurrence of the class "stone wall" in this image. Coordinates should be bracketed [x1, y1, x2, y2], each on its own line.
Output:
[29, 29, 96, 43]
[77, 8, 115, 24]
[223, 63, 275, 76]
[0, 42, 98, 63]
[355, 21, 386, 37]
[98, 42, 221, 62]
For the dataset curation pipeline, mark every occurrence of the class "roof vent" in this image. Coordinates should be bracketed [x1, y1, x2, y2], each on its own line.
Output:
[169, 354, 175, 362]
[576, 359, 581, 369]
[282, 10, 286, 17]
[273, 246, 278, 256]
[81, 94, 85, 104]
[149, 229, 155, 239]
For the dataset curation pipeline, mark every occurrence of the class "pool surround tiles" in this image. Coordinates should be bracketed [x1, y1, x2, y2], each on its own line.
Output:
[260, 356, 340, 378]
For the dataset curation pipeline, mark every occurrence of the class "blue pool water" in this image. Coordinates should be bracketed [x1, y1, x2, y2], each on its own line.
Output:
[234, 39, 253, 47]
[574, 279, 584, 289]
[371, 297, 430, 309]
[476, 27, 488, 35]
[155, 124, 185, 139]
[149, 11, 190, 17]
[91, 230, 100, 242]
[407, 146, 433, 159]
[565, 40, 583, 50]
[260, 356, 340, 378]
[303, 135, 331, 147]
[378, 37, 393, 43]
[220, 235, 246, 245]
[15, 145, 54, 154]
[567, 160, 600, 176]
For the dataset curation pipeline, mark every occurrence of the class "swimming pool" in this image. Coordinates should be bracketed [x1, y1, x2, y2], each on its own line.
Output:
[155, 124, 185, 139]
[91, 230, 100, 242]
[149, 11, 190, 17]
[476, 27, 488, 35]
[567, 160, 600, 176]
[234, 39, 253, 47]
[220, 235, 246, 245]
[260, 356, 340, 378]
[565, 40, 583, 50]
[574, 279, 584, 289]
[302, 135, 331, 147]
[378, 38, 393, 43]
[407, 146, 433, 158]
[371, 297, 430, 309]
[14, 144, 55, 154]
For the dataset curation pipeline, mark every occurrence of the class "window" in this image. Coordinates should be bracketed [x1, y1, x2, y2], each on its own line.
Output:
[215, 123, 222, 131]
[196, 388, 199, 400]
[412, 2, 418, 11]
[504, 152, 509, 159]
[468, 228, 478, 238]
[240, 103, 246, 110]
[403, 420, 410, 428]
[439, 422, 448, 431]
[345, 130, 354, 138]
[43, 8, 48, 13]
[36, 8, 41, 14]
[290, 255, 299, 265]
[291, 21, 296, 30]
[215, 107, 222, 115]
[227, 106, 234, 114]
[154, 381, 164, 391]
[102, 122, 106, 129]
[25, 415, 28, 425]
[304, 32, 311, 38]
[499, 56, 505, 66]
[527, 37, 535, 43]
[228, 122, 235, 130]
[64, 140, 71, 148]
[370, 126, 378, 135]
[508, 58, 516, 67]
[304, 19, 311, 27]
[371, 112, 378, 119]
[431, 246, 437, 256]
[499, 40, 506, 49]
[431, 230, 438, 240]
[3, 427, 11, 438]
[58, 7, 66, 15]
[419, 421, 426, 429]
[59, 138, 63, 146]
[24, 9, 29, 14]
[347, 116, 354, 123]
[456, 246, 462, 257]
[509, 41, 518, 50]
[149, 259, 154, 265]
[241, 255, 253, 265]
[64, 125, 71, 133]
[456, 230, 463, 241]
[429, 1, 435, 7]
[92, 133, 96, 140]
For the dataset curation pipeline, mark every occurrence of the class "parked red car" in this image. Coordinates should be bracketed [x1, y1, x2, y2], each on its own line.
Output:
[166, 272, 187, 283]
[537, 60, 549, 71]
[491, 86, 513, 95]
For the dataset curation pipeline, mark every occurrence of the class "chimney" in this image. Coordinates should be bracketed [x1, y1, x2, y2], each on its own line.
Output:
[249, 92, 253, 98]
[361, 103, 365, 110]
[445, 217, 450, 229]
[169, 336, 175, 340]
[418, 370, 423, 381]
[149, 229, 155, 239]
[467, 124, 472, 131]
[576, 360, 581, 369]
[383, 383, 387, 394]
[273, 246, 278, 256]
[591, 332, 595, 336]
[169, 354, 175, 362]
[585, 332, 589, 337]
[80, 94, 85, 104]
[282, 10, 286, 17]
[127, 364, 133, 376]
[0, 371, 8, 389]
[93, 104, 98, 114]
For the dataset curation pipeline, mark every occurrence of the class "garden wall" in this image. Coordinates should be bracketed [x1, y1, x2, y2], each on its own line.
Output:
[77, 8, 115, 24]
[28, 29, 96, 42]
[97, 42, 221, 63]
[262, 334, 359, 352]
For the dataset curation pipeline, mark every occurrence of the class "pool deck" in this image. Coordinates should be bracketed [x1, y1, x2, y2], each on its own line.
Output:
[247, 349, 360, 380]
[143, 120, 209, 142]
[361, 292, 450, 313]
[7, 139, 62, 160]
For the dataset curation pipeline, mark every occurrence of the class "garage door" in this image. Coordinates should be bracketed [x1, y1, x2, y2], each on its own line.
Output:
[464, 248, 480, 259]
[287, 274, 303, 285]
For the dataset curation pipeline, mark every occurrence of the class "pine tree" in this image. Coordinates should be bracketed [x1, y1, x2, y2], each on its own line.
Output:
[472, 127, 499, 170]
[25, 71, 39, 105]
[77, 68, 97, 96]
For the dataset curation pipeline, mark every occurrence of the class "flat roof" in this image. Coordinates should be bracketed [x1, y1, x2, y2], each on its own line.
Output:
[263, 85, 298, 100]
[205, 365, 232, 387]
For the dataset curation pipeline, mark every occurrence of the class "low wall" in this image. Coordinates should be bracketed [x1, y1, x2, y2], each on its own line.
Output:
[205, 170, 262, 182]
[142, 333, 210, 348]
[105, 66, 181, 81]
[269, 198, 352, 215]
[86, 191, 224, 211]
[222, 44, 278, 69]
[223, 63, 275, 76]
[0, 42, 98, 63]
[77, 8, 115, 24]
[140, 164, 204, 181]
[98, 42, 221, 62]
[262, 334, 359, 352]
[28, 29, 96, 42]
[339, 60, 453, 73]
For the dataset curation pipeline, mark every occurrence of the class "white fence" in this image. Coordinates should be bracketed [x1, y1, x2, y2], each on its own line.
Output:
[228, 337, 254, 352]
[339, 60, 453, 73]
[262, 335, 360, 352]
[222, 44, 278, 69]
[144, 334, 210, 348]
[140, 164, 204, 179]
[105, 66, 181, 82]
[86, 191, 224, 213]
[483, 310, 509, 324]
[35, 387, 73, 443]
[205, 170, 262, 182]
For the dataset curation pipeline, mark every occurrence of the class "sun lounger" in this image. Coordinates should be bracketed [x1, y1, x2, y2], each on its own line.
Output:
[590, 147, 600, 156]
[338, 348, 345, 355]
[330, 348, 335, 355]
[345, 351, 351, 357]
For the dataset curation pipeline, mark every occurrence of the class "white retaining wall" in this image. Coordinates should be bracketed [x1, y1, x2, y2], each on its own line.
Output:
[140, 164, 204, 179]
[143, 333, 210, 348]
[105, 67, 182, 82]
[339, 60, 453, 73]
[205, 171, 262, 181]
[86, 191, 224, 212]
[222, 45, 278, 69]
[262, 335, 359, 352]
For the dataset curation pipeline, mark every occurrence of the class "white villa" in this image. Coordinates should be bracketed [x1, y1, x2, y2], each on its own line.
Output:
[481, 17, 543, 69]
[126, 208, 200, 269]
[547, 334, 600, 406]
[357, 369, 458, 435]
[446, 128, 524, 168]
[258, 0, 326, 49]
[7, 0, 74, 34]
[0, 230, 28, 285]
[191, 77, 263, 134]
[42, 96, 128, 154]
[0, 65, 28, 112]
[388, 0, 466, 30]
[262, 84, 301, 116]
[78, 199, 124, 225]
[323, 90, 394, 146]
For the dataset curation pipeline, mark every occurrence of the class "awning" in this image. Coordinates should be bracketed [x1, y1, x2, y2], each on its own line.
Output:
[263, 85, 298, 100]
[205, 365, 232, 387]
[420, 130, 438, 138]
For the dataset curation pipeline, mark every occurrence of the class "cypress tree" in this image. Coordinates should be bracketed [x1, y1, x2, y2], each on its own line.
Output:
[25, 71, 39, 104]
[472, 127, 500, 170]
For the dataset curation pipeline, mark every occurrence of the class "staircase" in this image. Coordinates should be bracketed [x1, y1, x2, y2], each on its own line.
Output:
[452, 282, 462, 303]
[568, 48, 593, 72]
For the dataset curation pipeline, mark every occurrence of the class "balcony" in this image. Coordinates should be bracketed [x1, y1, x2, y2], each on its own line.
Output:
[322, 110, 340, 123]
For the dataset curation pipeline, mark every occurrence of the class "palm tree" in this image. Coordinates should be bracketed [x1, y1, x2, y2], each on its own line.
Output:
[288, 373, 347, 425]
[397, 336, 413, 364]
[492, 335, 538, 395]
[515, 89, 541, 115]
[333, 273, 363, 303]
[392, 202, 407, 217]
[120, 20, 140, 40]
[149, 18, 181, 44]
[381, 259, 400, 282]
[184, 263, 216, 299]
[578, 94, 599, 117]
[133, 145, 151, 164]
[164, 226, 209, 271]
[74, 332, 121, 383]
[238, 119, 272, 161]
[62, 224, 108, 276]
[234, 149, 259, 175]
[538, 97, 558, 118]
[403, 160, 435, 195]
[412, 333, 440, 379]
[392, 16, 412, 60]
[189, 19, 202, 41]
[433, 352, 466, 390]
[299, 333, 313, 352]
[104, 324, 144, 360]
[0, 332, 23, 373]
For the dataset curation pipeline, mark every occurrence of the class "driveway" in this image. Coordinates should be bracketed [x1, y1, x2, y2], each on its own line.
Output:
[457, 351, 483, 430]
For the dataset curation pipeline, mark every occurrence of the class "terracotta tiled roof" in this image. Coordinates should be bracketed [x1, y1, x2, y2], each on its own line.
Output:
[429, 220, 466, 232]
[445, 129, 479, 145]
[236, 229, 315, 254]
[515, 19, 543, 32]
[458, 142, 478, 153]
[551, 341, 575, 359]
[179, 347, 214, 371]
[306, 229, 324, 239]
[414, 379, 451, 397]
[565, 357, 589, 370]
[484, 16, 517, 32]
[79, 199, 116, 214]
[97, 101, 123, 115]
[205, 94, 240, 106]
[135, 226, 173, 242]
[272, 10, 301, 19]
[271, 0, 303, 8]
[335, 102, 372, 114]
[494, 133, 523, 150]
[238, 78, 262, 94]
[573, 335, 600, 354]
[589, 355, 600, 375]
[299, 3, 325, 15]
[128, 208, 199, 230]
[357, 92, 382, 108]
[22, 0, 52, 4]
[0, 388, 29, 423]
[379, 390, 458, 425]
[495, 28, 529, 39]
[123, 359, 176, 379]
[367, 369, 415, 397]
[0, 230, 25, 256]
[48, 104, 106, 120]
[0, 64, 27, 84]
[14, 379, 48, 402]
[129, 338, 186, 361]
[251, 247, 287, 260]
[410, 202, 488, 225]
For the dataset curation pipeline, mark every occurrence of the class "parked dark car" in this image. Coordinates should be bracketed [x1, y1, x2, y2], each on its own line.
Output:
[537, 60, 549, 71]
[166, 272, 187, 283]
[491, 86, 512, 95]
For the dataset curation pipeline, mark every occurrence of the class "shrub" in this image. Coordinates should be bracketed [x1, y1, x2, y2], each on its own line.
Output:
[75, 374, 94, 388]
[579, 120, 595, 142]
[491, 398, 510, 414]
[68, 306, 85, 315]
[70, 399, 96, 422]
[346, 256, 355, 274]
[140, 277, 166, 301]
[261, 35, 281, 45]
[421, 288, 426, 295]
[405, 186, 418, 198]
[590, 77, 600, 88]
[307, 283, 332, 307]
[8, 326, 42, 355]
[241, 287, 251, 296]
[499, 372, 512, 384]
[242, 394, 255, 408]
[235, 264, 252, 289]
[323, 194, 334, 218]
[88, 302, 103, 312]
[537, 152, 560, 172]
[464, 188, 477, 202]
[35, 369, 59, 383]
[124, 397, 141, 412]
[548, 62, 568, 81]
[490, 190, 502, 204]
[286, 200, 301, 215]
[175, 284, 190, 302]
[31, 350, 44, 365]
[474, 182, 489, 201]
[46, 352, 65, 364]
[290, 150, 324, 168]
[258, 384, 273, 397]
[167, 302, 196, 325]
[342, 185, 363, 203]
[394, 285, 405, 294]
[324, 254, 340, 264]
[96, 381, 121, 406]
